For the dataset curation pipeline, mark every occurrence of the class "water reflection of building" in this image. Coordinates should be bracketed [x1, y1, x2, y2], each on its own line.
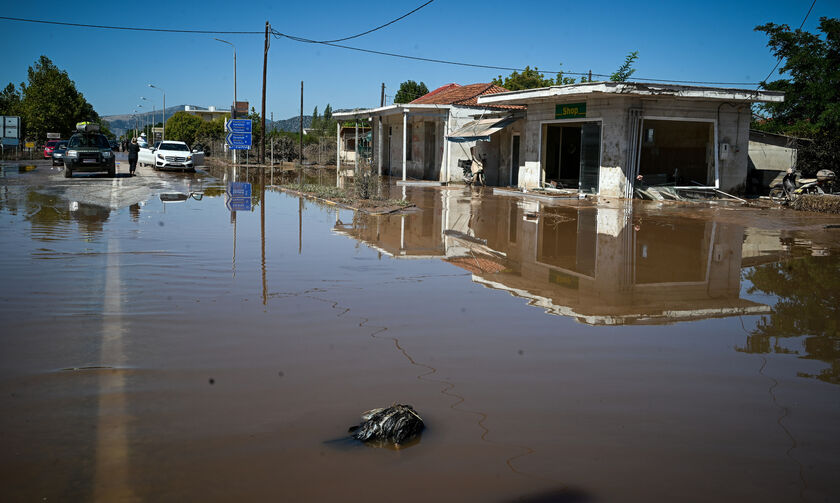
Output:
[333, 189, 773, 325]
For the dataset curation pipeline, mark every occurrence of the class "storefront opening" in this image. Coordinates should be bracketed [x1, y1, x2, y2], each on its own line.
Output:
[638, 119, 716, 187]
[542, 122, 601, 193]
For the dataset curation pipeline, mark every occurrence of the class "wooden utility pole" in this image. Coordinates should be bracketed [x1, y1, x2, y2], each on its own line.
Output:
[299, 81, 304, 187]
[260, 21, 269, 165]
[380, 83, 385, 107]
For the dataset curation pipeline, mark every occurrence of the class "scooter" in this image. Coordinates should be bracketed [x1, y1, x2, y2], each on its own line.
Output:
[769, 169, 835, 204]
[459, 158, 485, 186]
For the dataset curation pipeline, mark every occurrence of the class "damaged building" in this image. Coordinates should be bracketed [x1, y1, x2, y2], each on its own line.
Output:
[333, 83, 524, 185]
[476, 81, 784, 197]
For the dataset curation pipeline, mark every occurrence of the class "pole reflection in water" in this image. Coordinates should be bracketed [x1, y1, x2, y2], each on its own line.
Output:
[261, 168, 267, 305]
[298, 196, 303, 255]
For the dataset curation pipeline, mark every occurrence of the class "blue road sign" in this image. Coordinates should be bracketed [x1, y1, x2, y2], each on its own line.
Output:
[226, 132, 252, 149]
[225, 197, 251, 211]
[226, 119, 252, 133]
[227, 182, 251, 198]
[226, 197, 251, 212]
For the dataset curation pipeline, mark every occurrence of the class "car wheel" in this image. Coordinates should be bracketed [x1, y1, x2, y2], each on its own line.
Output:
[64, 167, 72, 178]
[108, 165, 116, 177]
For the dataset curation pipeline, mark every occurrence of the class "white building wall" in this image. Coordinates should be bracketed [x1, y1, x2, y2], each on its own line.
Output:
[519, 96, 753, 196]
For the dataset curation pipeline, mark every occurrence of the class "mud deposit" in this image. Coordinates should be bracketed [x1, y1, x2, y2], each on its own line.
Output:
[1, 161, 839, 502]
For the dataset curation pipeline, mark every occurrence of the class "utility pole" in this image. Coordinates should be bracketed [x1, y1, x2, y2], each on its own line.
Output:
[260, 21, 269, 165]
[299, 80, 303, 188]
[380, 83, 385, 107]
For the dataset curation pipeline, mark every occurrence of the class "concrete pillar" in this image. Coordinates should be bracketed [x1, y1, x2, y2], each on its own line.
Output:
[377, 117, 383, 176]
[336, 122, 341, 187]
[442, 115, 449, 183]
[402, 110, 408, 181]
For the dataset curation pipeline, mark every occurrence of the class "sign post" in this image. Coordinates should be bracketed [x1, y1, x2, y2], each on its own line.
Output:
[2, 116, 21, 158]
[225, 119, 252, 168]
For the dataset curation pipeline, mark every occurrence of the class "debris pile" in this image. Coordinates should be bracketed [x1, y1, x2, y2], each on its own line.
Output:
[792, 194, 840, 214]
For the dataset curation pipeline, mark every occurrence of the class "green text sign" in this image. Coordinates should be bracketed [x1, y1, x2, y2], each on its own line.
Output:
[555, 102, 587, 119]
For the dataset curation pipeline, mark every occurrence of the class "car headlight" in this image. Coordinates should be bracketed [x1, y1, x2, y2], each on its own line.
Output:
[67, 150, 78, 157]
[102, 151, 112, 158]
[157, 154, 164, 160]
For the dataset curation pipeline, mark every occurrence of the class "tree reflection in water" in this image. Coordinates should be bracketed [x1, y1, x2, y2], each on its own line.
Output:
[740, 255, 840, 385]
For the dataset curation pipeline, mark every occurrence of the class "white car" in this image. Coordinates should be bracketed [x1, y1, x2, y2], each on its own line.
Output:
[139, 141, 205, 171]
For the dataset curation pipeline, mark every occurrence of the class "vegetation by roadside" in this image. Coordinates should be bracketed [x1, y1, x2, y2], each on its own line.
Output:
[279, 181, 414, 215]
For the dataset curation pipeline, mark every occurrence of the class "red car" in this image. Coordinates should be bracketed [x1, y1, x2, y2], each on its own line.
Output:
[43, 139, 62, 159]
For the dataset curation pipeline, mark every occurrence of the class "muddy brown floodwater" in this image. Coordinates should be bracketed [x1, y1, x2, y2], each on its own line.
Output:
[1, 161, 839, 502]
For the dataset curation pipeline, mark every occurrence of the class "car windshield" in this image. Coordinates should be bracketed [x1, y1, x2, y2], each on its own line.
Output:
[68, 134, 110, 148]
[46, 141, 59, 147]
[56, 142, 68, 149]
[159, 143, 189, 151]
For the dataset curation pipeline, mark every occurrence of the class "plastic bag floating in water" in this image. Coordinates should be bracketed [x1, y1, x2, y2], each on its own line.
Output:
[348, 404, 424, 446]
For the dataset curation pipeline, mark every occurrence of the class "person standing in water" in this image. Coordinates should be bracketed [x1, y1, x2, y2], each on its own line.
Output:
[128, 137, 140, 176]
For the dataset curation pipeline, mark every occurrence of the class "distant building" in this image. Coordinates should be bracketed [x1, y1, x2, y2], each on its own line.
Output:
[184, 106, 228, 122]
[746, 129, 809, 195]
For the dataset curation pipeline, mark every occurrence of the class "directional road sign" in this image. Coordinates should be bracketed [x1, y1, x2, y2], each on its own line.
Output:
[226, 132, 252, 151]
[226, 182, 251, 198]
[226, 119, 252, 133]
[226, 196, 251, 212]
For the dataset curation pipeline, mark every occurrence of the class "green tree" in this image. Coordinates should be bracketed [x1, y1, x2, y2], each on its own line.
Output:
[739, 255, 840, 385]
[610, 51, 639, 82]
[754, 17, 840, 174]
[16, 56, 98, 141]
[164, 111, 203, 146]
[394, 80, 429, 103]
[492, 66, 576, 91]
[195, 115, 228, 145]
[247, 106, 263, 150]
[0, 83, 21, 116]
[311, 106, 320, 134]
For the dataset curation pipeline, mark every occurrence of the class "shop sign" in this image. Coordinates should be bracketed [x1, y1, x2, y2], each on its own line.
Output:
[555, 102, 587, 119]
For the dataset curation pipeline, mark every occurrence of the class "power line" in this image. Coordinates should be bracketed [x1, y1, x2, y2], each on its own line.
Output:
[0, 16, 262, 34]
[1, 14, 763, 87]
[295, 0, 434, 43]
[758, 0, 818, 87]
[272, 30, 761, 86]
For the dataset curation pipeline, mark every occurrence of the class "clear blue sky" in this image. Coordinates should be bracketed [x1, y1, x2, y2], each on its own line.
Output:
[2, 0, 837, 119]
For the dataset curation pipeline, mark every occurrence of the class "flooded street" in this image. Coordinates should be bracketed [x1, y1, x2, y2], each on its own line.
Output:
[1, 159, 839, 502]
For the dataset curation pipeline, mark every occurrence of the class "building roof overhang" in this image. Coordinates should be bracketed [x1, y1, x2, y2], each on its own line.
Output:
[333, 104, 452, 120]
[476, 81, 785, 106]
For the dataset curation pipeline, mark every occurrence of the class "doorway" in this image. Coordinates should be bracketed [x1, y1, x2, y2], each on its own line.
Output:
[424, 121, 436, 180]
[510, 134, 520, 186]
[542, 121, 601, 193]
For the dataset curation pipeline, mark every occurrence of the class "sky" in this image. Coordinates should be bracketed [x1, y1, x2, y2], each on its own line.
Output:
[2, 0, 838, 119]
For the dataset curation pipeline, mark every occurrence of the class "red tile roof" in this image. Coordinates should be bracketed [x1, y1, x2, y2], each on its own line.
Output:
[410, 83, 524, 109]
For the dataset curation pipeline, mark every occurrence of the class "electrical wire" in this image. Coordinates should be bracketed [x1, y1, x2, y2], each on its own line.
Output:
[757, 0, 818, 87]
[0, 15, 262, 33]
[272, 29, 761, 85]
[1, 13, 764, 86]
[292, 0, 434, 43]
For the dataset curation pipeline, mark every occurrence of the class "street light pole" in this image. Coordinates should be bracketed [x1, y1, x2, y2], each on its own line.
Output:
[141, 96, 156, 141]
[215, 38, 237, 165]
[137, 104, 144, 138]
[148, 84, 165, 140]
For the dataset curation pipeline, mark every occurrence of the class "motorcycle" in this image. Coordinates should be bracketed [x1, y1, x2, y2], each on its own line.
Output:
[459, 158, 485, 186]
[769, 169, 835, 204]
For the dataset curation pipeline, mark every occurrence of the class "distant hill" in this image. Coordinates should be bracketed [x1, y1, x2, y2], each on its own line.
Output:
[268, 115, 312, 133]
[103, 105, 202, 137]
[105, 107, 353, 136]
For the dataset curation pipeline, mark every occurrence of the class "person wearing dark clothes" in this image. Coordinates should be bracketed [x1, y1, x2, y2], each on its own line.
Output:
[127, 137, 140, 176]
